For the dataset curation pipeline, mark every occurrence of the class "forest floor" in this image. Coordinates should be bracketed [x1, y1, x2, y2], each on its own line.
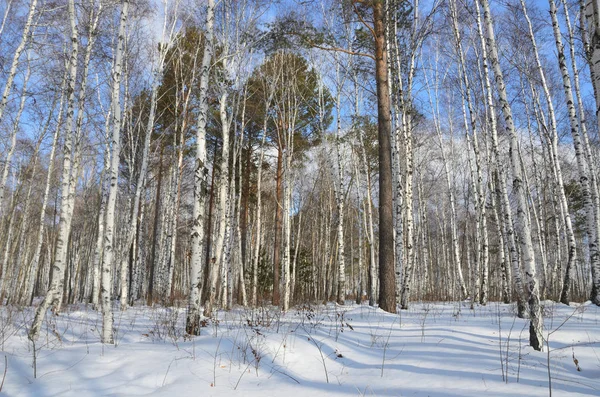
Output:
[0, 300, 598, 396]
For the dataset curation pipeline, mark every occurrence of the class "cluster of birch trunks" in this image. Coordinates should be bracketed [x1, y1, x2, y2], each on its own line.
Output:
[0, 0, 600, 350]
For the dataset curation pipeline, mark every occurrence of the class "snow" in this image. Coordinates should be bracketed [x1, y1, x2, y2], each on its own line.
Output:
[0, 301, 599, 396]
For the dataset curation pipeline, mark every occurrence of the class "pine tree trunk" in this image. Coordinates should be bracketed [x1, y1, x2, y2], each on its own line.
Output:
[373, 0, 396, 314]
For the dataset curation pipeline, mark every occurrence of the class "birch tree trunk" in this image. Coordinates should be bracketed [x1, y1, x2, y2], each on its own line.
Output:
[473, 0, 526, 316]
[357, 121, 377, 307]
[119, 0, 178, 309]
[91, 110, 110, 307]
[205, 90, 232, 314]
[0, 0, 37, 135]
[550, 0, 600, 305]
[480, 0, 543, 350]
[586, 0, 600, 131]
[449, 0, 488, 303]
[282, 147, 293, 311]
[0, 54, 31, 215]
[519, 0, 576, 304]
[333, 70, 346, 305]
[29, 0, 84, 341]
[100, 0, 129, 344]
[425, 64, 467, 300]
[251, 98, 270, 307]
[24, 74, 66, 305]
[186, 0, 214, 335]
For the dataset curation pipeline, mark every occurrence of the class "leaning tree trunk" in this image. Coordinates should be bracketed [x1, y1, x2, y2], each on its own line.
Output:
[24, 73, 66, 305]
[480, 0, 543, 351]
[0, 0, 37, 134]
[29, 0, 80, 342]
[119, 18, 173, 309]
[0, 57, 31, 216]
[586, 0, 600, 130]
[473, 0, 526, 316]
[550, 0, 600, 305]
[520, 0, 577, 305]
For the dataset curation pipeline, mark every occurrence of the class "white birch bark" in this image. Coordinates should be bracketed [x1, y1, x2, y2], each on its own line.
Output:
[120, 4, 179, 308]
[0, 166, 19, 302]
[12, 91, 58, 303]
[29, 0, 79, 341]
[91, 109, 110, 307]
[390, 0, 422, 310]
[333, 71, 346, 305]
[449, 0, 489, 304]
[8, 155, 39, 303]
[520, 0, 577, 303]
[424, 60, 467, 300]
[352, 78, 377, 306]
[550, 0, 600, 305]
[480, 0, 543, 350]
[0, 0, 13, 40]
[564, 0, 600, 303]
[186, 0, 214, 334]
[586, 0, 600, 129]
[473, 0, 526, 315]
[0, 0, 37, 131]
[0, 54, 31, 213]
[251, 114, 268, 307]
[23, 73, 66, 305]
[282, 141, 295, 311]
[0, 57, 31, 296]
[206, 90, 232, 313]
[358, 126, 377, 306]
[100, 0, 129, 344]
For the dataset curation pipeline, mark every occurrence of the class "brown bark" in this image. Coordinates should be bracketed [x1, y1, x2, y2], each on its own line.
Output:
[373, 0, 396, 313]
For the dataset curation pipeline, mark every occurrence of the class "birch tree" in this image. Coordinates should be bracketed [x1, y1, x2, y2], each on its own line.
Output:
[186, 0, 214, 335]
[99, 0, 129, 344]
[519, 0, 576, 305]
[0, 0, 37, 144]
[30, 0, 83, 341]
[119, 0, 180, 310]
[479, 0, 543, 350]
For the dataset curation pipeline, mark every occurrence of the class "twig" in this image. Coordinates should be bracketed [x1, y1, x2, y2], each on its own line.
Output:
[381, 318, 397, 377]
[0, 355, 7, 392]
[268, 364, 300, 384]
[303, 328, 329, 384]
[39, 354, 87, 379]
[234, 359, 256, 390]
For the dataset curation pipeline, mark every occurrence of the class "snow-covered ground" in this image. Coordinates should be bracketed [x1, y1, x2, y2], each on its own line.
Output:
[0, 301, 598, 396]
